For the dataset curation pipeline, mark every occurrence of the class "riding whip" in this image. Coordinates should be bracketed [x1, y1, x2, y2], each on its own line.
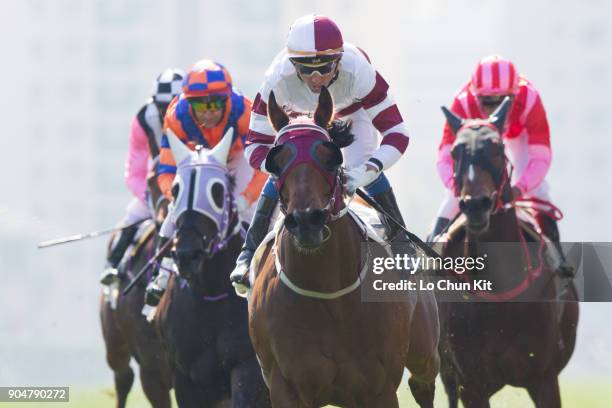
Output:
[122, 236, 174, 295]
[37, 218, 148, 249]
[355, 189, 442, 259]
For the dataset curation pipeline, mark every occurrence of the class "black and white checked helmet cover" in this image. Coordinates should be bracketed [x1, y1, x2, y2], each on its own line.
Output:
[152, 68, 185, 103]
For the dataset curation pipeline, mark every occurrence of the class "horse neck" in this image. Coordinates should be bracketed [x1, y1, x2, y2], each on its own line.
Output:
[470, 209, 521, 244]
[464, 208, 539, 292]
[190, 233, 242, 296]
[279, 214, 362, 294]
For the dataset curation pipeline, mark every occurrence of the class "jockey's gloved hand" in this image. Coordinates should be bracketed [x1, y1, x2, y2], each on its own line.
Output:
[344, 161, 380, 195]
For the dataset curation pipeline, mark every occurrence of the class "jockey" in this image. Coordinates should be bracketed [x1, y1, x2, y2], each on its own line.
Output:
[230, 14, 412, 289]
[100, 68, 184, 286]
[433, 55, 572, 274]
[143, 59, 267, 306]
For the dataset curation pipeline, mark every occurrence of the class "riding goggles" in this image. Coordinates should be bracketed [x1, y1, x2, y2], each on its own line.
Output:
[189, 97, 227, 112]
[293, 59, 338, 76]
[479, 95, 510, 108]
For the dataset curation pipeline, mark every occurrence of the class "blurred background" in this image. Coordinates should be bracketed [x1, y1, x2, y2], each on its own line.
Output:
[1, 0, 611, 406]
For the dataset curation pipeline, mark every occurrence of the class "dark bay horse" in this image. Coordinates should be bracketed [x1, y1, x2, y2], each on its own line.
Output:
[153, 130, 270, 407]
[249, 88, 439, 407]
[100, 172, 173, 408]
[435, 100, 579, 408]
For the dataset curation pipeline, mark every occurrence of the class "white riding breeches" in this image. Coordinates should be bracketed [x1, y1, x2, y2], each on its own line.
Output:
[123, 197, 153, 225]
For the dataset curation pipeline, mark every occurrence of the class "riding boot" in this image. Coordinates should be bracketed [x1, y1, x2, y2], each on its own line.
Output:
[538, 214, 574, 278]
[427, 217, 451, 242]
[230, 194, 277, 293]
[100, 224, 139, 285]
[144, 236, 173, 306]
[370, 188, 407, 242]
[369, 188, 419, 263]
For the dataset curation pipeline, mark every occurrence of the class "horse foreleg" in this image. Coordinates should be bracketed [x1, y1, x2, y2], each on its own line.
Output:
[174, 369, 207, 408]
[101, 300, 134, 408]
[368, 385, 399, 408]
[439, 368, 459, 408]
[230, 357, 271, 407]
[139, 365, 172, 408]
[458, 385, 490, 408]
[526, 375, 561, 408]
[558, 288, 579, 371]
[405, 300, 439, 408]
[268, 365, 309, 408]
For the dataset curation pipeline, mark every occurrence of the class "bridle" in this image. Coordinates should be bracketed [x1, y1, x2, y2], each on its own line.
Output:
[267, 123, 347, 221]
[174, 163, 240, 259]
[453, 125, 512, 214]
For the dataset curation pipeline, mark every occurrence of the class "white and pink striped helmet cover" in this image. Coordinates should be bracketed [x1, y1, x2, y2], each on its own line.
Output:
[470, 55, 520, 96]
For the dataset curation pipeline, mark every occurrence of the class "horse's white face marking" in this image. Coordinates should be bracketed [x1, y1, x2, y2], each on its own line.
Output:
[468, 164, 476, 182]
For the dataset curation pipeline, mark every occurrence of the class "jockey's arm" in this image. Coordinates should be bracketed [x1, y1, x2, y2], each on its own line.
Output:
[359, 70, 410, 172]
[514, 94, 552, 195]
[244, 91, 276, 171]
[228, 104, 267, 211]
[125, 115, 150, 203]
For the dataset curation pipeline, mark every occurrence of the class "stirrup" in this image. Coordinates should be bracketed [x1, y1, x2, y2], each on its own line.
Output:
[100, 267, 120, 286]
[144, 282, 164, 307]
[144, 269, 170, 306]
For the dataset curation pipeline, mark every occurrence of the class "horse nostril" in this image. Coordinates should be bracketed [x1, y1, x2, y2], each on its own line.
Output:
[480, 196, 493, 210]
[461, 196, 493, 213]
[284, 214, 298, 231]
[308, 209, 327, 227]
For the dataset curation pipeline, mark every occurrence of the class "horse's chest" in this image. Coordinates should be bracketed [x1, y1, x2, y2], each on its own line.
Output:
[265, 319, 404, 402]
[279, 349, 395, 402]
[164, 292, 251, 377]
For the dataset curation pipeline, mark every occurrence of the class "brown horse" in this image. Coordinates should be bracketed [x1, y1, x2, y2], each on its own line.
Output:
[100, 172, 172, 408]
[249, 88, 439, 407]
[435, 100, 579, 408]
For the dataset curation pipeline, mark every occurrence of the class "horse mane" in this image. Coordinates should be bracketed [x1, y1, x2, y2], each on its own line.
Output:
[327, 119, 354, 148]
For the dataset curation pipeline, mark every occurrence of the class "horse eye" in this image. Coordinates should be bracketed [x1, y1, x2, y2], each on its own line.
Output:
[315, 142, 343, 171]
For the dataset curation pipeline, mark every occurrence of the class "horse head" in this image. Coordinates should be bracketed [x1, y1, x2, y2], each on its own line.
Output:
[166, 128, 238, 286]
[265, 87, 350, 249]
[442, 97, 512, 234]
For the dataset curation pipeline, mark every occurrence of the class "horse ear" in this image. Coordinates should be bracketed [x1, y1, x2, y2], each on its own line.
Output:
[267, 91, 289, 132]
[166, 128, 196, 165]
[441, 106, 464, 135]
[207, 127, 233, 166]
[314, 86, 333, 128]
[489, 96, 512, 133]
